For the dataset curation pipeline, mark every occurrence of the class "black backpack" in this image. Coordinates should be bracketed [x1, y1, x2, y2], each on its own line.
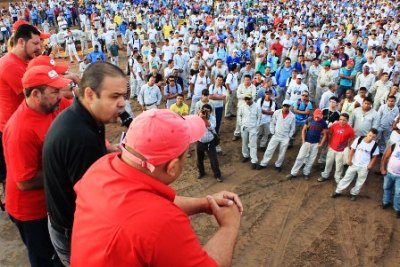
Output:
[355, 136, 378, 158]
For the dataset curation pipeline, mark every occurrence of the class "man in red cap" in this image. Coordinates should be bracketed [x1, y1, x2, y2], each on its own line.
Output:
[286, 109, 328, 180]
[3, 65, 71, 267]
[71, 109, 243, 267]
[0, 24, 42, 188]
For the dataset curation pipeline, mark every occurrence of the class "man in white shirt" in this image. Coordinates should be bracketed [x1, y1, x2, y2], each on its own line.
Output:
[354, 65, 375, 92]
[256, 89, 276, 149]
[190, 66, 210, 114]
[232, 75, 256, 140]
[332, 129, 379, 201]
[225, 64, 239, 118]
[138, 76, 162, 111]
[286, 74, 309, 104]
[257, 100, 296, 172]
[239, 94, 262, 169]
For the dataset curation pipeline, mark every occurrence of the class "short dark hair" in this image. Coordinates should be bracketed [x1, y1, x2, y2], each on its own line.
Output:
[24, 85, 46, 97]
[329, 96, 339, 102]
[243, 74, 252, 80]
[387, 95, 397, 101]
[369, 128, 378, 135]
[201, 89, 209, 96]
[359, 87, 367, 92]
[14, 24, 41, 44]
[363, 96, 373, 103]
[216, 74, 224, 80]
[340, 113, 350, 120]
[80, 62, 126, 98]
[202, 103, 213, 112]
[176, 93, 184, 98]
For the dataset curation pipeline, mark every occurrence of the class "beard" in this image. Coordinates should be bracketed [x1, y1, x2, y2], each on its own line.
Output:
[40, 99, 61, 114]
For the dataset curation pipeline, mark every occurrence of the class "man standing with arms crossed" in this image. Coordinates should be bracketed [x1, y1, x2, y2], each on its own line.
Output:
[71, 109, 242, 266]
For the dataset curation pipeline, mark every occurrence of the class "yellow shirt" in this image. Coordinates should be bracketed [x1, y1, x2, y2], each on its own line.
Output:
[114, 15, 122, 26]
[162, 24, 173, 38]
[170, 103, 189, 115]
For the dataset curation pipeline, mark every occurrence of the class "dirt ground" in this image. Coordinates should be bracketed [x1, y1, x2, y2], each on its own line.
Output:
[1, 56, 400, 267]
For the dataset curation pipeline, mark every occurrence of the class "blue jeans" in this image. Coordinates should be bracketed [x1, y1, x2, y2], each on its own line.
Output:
[383, 172, 400, 211]
[215, 107, 223, 134]
[9, 215, 62, 267]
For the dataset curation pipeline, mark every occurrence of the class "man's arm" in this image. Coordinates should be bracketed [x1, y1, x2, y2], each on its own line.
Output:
[174, 191, 243, 216]
[203, 196, 241, 267]
[301, 123, 308, 143]
[380, 144, 393, 175]
[17, 171, 44, 191]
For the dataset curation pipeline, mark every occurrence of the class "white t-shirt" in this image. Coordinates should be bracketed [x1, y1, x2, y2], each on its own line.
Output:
[209, 84, 227, 108]
[351, 137, 379, 167]
[257, 98, 276, 124]
[225, 72, 238, 91]
[191, 74, 210, 96]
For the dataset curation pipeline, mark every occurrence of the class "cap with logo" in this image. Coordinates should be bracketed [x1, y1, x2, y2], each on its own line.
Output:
[22, 66, 71, 89]
[120, 109, 206, 172]
[27, 55, 68, 74]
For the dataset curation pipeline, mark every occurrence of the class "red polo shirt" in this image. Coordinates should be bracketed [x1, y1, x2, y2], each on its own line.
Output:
[328, 122, 355, 152]
[71, 154, 217, 267]
[0, 52, 27, 132]
[3, 100, 65, 220]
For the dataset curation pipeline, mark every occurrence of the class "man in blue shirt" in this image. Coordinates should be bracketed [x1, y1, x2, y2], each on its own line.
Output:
[338, 59, 356, 99]
[290, 91, 313, 148]
[286, 108, 327, 180]
[88, 45, 106, 63]
[275, 57, 293, 106]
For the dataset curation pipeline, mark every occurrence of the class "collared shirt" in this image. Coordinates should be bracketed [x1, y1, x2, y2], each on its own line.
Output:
[71, 154, 218, 266]
[138, 84, 162, 106]
[349, 107, 379, 136]
[270, 109, 296, 138]
[239, 102, 262, 130]
[43, 98, 107, 229]
[378, 104, 399, 131]
[200, 115, 216, 143]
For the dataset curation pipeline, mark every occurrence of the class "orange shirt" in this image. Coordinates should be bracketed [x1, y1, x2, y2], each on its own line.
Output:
[72, 154, 217, 267]
[0, 53, 27, 132]
[328, 123, 355, 152]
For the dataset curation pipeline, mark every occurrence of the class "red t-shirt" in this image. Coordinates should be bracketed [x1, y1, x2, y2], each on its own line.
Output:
[0, 53, 27, 132]
[71, 154, 218, 267]
[270, 42, 283, 56]
[328, 122, 355, 152]
[4, 100, 68, 221]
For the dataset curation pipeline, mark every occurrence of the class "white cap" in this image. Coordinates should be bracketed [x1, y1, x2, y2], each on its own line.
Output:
[282, 100, 292, 106]
[296, 74, 304, 79]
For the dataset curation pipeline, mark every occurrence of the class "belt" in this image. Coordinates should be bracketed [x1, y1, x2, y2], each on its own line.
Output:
[49, 216, 72, 237]
[144, 101, 157, 107]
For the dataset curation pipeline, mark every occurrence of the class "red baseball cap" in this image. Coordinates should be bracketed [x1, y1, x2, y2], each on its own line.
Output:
[12, 20, 51, 39]
[313, 108, 323, 120]
[22, 66, 72, 89]
[27, 55, 68, 74]
[347, 59, 355, 66]
[121, 109, 206, 172]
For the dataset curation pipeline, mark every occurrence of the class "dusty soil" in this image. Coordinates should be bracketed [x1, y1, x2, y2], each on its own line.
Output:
[1, 55, 400, 267]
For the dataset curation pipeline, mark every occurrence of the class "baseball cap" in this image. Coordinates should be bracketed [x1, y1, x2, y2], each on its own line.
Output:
[282, 100, 291, 106]
[27, 55, 68, 74]
[296, 74, 304, 79]
[313, 108, 323, 120]
[321, 61, 331, 67]
[244, 93, 252, 99]
[22, 66, 71, 89]
[121, 109, 206, 172]
[12, 20, 51, 39]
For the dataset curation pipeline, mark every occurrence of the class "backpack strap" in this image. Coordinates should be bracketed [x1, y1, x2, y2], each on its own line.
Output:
[370, 141, 378, 158]
[356, 136, 364, 147]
